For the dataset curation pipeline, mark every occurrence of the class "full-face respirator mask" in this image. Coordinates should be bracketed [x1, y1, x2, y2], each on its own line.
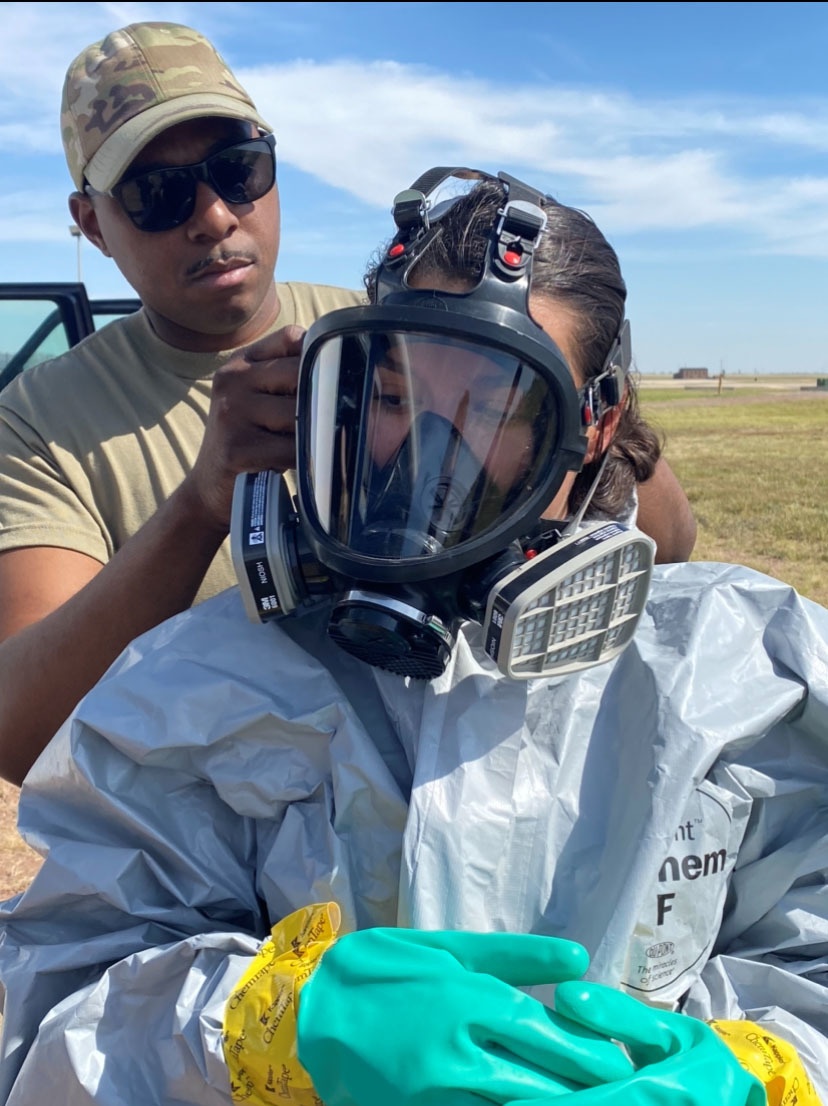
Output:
[231, 167, 655, 680]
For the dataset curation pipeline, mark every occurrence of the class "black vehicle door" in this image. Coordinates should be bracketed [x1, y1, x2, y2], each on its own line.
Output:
[0, 283, 139, 390]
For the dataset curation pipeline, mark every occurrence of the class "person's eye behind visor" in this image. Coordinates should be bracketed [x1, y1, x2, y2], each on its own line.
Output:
[304, 329, 561, 562]
[104, 133, 277, 233]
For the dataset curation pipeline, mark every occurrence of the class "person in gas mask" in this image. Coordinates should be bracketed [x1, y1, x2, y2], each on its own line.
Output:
[234, 170, 661, 681]
[0, 171, 824, 1106]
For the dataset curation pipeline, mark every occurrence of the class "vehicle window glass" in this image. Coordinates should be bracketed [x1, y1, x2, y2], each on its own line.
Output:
[91, 308, 134, 332]
[0, 299, 72, 375]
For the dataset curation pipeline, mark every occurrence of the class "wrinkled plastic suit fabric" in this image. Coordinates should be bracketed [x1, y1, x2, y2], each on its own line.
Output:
[0, 562, 827, 1103]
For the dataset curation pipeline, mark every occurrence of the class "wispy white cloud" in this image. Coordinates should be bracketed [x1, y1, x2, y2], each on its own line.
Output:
[0, 1, 243, 138]
[6, 4, 828, 258]
[239, 59, 828, 255]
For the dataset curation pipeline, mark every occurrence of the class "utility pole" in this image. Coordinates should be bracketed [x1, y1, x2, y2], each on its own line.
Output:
[68, 225, 83, 283]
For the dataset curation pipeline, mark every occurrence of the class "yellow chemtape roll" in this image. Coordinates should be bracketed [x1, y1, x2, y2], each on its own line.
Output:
[710, 1019, 821, 1106]
[223, 901, 341, 1105]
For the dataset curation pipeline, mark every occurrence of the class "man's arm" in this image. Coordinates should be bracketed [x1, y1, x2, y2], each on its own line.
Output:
[0, 327, 303, 786]
[636, 457, 697, 564]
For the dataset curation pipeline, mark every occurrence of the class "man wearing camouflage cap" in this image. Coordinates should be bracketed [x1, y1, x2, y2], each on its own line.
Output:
[0, 21, 695, 789]
[0, 22, 363, 785]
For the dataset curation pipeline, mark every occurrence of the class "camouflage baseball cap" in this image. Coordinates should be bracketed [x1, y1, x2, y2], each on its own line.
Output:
[61, 22, 272, 191]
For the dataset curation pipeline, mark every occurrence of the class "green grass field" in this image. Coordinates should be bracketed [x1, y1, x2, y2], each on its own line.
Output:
[638, 376, 828, 607]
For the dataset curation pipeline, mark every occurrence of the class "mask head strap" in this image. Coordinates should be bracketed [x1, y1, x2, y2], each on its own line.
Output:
[579, 318, 631, 427]
[491, 171, 548, 281]
[378, 166, 549, 314]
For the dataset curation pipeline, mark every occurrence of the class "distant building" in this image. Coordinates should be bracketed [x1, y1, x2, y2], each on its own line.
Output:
[673, 367, 709, 380]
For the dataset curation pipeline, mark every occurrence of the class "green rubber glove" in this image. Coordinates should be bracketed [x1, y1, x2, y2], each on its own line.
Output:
[296, 927, 634, 1106]
[506, 981, 766, 1106]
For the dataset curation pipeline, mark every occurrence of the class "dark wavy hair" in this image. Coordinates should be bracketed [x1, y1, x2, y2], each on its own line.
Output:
[364, 177, 662, 519]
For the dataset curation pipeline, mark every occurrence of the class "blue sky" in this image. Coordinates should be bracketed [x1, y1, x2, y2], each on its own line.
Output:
[3, 0, 828, 374]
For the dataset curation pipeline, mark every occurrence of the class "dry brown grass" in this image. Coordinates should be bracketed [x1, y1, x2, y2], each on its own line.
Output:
[639, 376, 828, 607]
[0, 779, 42, 899]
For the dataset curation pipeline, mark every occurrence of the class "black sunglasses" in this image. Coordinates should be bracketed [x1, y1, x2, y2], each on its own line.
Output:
[88, 133, 277, 233]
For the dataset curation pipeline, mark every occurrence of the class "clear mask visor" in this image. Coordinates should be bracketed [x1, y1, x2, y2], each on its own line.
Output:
[305, 329, 561, 563]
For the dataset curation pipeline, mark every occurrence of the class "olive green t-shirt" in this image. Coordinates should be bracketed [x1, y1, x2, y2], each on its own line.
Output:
[0, 281, 363, 604]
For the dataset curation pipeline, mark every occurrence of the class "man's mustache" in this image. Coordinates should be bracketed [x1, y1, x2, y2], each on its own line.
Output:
[186, 251, 258, 277]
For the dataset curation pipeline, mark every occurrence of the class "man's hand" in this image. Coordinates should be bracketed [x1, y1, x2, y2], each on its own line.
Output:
[0, 326, 306, 784]
[184, 324, 305, 531]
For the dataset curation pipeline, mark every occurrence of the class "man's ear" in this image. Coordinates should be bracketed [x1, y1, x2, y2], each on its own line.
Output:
[68, 192, 113, 258]
[584, 402, 623, 463]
